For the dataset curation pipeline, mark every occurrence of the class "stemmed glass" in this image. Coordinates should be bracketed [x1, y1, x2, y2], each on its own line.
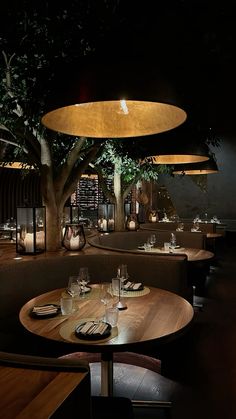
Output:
[116, 264, 128, 310]
[99, 282, 114, 321]
[149, 234, 156, 248]
[67, 276, 81, 298]
[67, 276, 81, 312]
[78, 267, 90, 298]
[118, 264, 129, 294]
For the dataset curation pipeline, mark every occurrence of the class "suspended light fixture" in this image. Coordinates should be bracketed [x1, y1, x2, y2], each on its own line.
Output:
[172, 156, 219, 175]
[41, 59, 187, 138]
[138, 122, 210, 164]
[146, 141, 210, 164]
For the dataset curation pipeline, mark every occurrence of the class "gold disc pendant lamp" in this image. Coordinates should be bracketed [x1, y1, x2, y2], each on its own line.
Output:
[147, 141, 210, 164]
[172, 155, 219, 175]
[41, 59, 187, 138]
[140, 123, 210, 164]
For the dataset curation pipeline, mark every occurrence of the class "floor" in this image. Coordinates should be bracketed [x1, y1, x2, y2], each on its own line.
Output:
[1, 234, 236, 419]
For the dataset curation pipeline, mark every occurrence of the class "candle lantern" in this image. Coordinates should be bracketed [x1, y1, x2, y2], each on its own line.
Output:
[149, 210, 157, 223]
[124, 203, 131, 221]
[63, 205, 80, 224]
[97, 204, 115, 232]
[126, 213, 139, 231]
[16, 207, 46, 254]
[62, 224, 86, 251]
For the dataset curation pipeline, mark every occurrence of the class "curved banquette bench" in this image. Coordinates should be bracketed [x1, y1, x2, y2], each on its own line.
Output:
[141, 221, 215, 234]
[88, 230, 206, 251]
[0, 252, 190, 355]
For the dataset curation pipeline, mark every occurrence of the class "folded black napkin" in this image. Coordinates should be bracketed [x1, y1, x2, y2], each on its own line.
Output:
[79, 321, 108, 335]
[32, 304, 59, 315]
[124, 281, 143, 291]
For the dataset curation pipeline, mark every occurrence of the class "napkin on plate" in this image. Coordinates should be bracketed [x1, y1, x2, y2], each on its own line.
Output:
[124, 281, 143, 290]
[79, 321, 108, 335]
[32, 305, 58, 315]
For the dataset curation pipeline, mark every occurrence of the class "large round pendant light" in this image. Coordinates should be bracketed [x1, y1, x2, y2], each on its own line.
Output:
[42, 101, 186, 138]
[41, 59, 187, 138]
[172, 156, 219, 175]
[138, 122, 210, 164]
[146, 141, 210, 164]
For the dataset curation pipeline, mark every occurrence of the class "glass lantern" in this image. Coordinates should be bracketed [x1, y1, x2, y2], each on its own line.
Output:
[126, 213, 139, 231]
[97, 204, 115, 232]
[63, 205, 80, 224]
[16, 207, 46, 254]
[149, 210, 157, 223]
[62, 224, 86, 251]
[124, 203, 131, 221]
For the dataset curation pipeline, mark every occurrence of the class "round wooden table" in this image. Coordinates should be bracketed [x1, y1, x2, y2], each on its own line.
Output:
[19, 285, 194, 396]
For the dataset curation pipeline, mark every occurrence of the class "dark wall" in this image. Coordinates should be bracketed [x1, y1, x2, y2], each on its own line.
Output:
[0, 168, 41, 223]
[157, 136, 236, 222]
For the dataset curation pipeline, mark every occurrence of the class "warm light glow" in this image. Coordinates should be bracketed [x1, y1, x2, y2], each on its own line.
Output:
[41, 101, 187, 138]
[149, 154, 209, 164]
[173, 167, 218, 175]
[172, 158, 219, 174]
[0, 162, 34, 169]
[120, 99, 129, 114]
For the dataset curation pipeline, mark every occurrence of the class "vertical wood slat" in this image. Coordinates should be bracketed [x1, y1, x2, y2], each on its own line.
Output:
[0, 168, 41, 223]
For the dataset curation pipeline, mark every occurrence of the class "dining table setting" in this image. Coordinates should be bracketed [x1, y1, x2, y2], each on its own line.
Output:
[19, 270, 194, 397]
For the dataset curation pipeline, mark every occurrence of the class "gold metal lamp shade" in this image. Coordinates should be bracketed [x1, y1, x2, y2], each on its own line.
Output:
[41, 59, 187, 138]
[139, 123, 210, 164]
[147, 141, 210, 164]
[42, 101, 186, 138]
[173, 156, 219, 175]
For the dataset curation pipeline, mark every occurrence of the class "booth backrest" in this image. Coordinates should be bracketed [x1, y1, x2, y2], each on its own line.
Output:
[88, 230, 206, 251]
[0, 253, 190, 347]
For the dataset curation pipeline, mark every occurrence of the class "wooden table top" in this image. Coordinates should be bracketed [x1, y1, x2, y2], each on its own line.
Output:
[19, 285, 194, 353]
[137, 247, 214, 262]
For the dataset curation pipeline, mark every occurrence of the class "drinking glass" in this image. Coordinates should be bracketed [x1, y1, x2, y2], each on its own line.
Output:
[60, 295, 73, 315]
[117, 264, 129, 295]
[164, 242, 170, 252]
[67, 276, 81, 297]
[149, 234, 156, 247]
[78, 267, 90, 298]
[99, 282, 113, 321]
[105, 306, 119, 327]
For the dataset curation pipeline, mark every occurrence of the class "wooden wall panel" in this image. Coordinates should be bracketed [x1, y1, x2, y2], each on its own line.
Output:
[0, 168, 41, 223]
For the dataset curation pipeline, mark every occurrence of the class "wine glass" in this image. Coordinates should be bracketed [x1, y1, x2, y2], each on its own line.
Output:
[149, 234, 156, 248]
[118, 264, 129, 294]
[99, 282, 113, 321]
[78, 267, 90, 298]
[67, 275, 81, 298]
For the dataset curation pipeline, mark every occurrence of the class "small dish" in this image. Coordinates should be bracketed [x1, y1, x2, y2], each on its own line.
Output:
[75, 321, 111, 340]
[30, 304, 61, 319]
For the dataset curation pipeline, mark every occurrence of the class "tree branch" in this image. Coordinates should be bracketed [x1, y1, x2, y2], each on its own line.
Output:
[60, 141, 102, 205]
[95, 165, 115, 203]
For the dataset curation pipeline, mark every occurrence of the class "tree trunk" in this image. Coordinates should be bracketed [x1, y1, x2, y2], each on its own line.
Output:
[44, 201, 64, 251]
[113, 170, 125, 231]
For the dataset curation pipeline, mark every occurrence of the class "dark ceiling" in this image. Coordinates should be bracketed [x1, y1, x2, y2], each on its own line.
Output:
[1, 0, 236, 137]
[95, 0, 236, 137]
